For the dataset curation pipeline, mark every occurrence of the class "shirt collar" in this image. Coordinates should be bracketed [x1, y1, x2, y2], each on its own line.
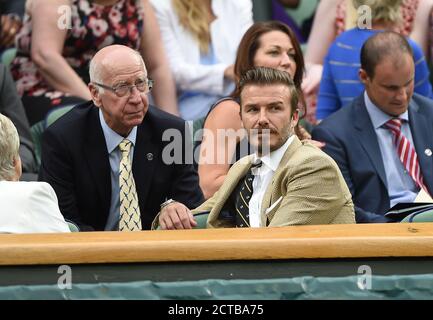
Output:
[364, 91, 409, 129]
[252, 135, 294, 172]
[99, 109, 137, 154]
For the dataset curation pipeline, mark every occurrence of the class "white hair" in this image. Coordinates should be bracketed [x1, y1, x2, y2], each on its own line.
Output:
[0, 114, 20, 181]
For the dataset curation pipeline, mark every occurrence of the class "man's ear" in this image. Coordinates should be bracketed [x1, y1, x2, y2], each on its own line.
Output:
[359, 68, 369, 85]
[88, 83, 101, 107]
[291, 109, 299, 129]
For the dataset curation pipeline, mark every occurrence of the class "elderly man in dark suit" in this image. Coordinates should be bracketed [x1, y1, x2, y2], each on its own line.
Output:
[39, 45, 203, 231]
[313, 32, 433, 223]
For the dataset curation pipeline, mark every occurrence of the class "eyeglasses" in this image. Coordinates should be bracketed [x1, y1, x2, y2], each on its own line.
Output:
[93, 78, 154, 97]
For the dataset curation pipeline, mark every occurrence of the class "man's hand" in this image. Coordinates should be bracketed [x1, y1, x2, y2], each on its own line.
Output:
[159, 202, 197, 230]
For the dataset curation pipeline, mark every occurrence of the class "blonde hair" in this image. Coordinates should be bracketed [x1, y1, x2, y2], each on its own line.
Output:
[0, 114, 20, 181]
[172, 0, 211, 53]
[347, 0, 403, 29]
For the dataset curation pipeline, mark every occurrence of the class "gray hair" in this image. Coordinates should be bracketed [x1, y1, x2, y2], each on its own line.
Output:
[239, 67, 299, 115]
[0, 114, 20, 181]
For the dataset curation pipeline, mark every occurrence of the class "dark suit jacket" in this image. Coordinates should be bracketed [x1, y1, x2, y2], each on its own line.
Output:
[312, 93, 433, 223]
[39, 101, 204, 231]
[0, 63, 36, 173]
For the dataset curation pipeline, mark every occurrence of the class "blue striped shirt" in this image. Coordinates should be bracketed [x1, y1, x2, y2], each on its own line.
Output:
[317, 28, 433, 120]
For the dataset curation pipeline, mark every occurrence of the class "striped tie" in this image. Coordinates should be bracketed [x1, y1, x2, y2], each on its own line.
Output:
[118, 139, 142, 231]
[235, 161, 262, 228]
[384, 118, 429, 194]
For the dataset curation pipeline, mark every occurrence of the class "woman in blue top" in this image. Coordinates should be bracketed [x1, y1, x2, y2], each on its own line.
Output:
[316, 0, 433, 121]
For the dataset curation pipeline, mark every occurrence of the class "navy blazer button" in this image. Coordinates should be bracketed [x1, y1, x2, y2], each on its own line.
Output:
[147, 153, 154, 161]
[425, 149, 432, 157]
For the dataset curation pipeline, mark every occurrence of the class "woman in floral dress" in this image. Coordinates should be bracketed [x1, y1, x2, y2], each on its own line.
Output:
[10, 0, 177, 125]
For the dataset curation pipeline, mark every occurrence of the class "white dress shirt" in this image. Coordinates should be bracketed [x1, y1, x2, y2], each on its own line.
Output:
[249, 136, 294, 227]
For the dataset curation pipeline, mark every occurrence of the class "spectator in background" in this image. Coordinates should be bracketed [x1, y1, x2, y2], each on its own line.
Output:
[316, 0, 432, 121]
[0, 63, 36, 178]
[313, 32, 433, 223]
[10, 0, 177, 126]
[197, 21, 318, 199]
[150, 0, 253, 120]
[302, 0, 432, 123]
[0, 113, 70, 233]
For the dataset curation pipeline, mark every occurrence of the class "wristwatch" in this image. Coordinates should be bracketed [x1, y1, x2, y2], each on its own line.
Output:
[160, 198, 177, 210]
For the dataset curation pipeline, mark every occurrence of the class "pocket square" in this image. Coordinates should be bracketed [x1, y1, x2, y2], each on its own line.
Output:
[265, 196, 283, 215]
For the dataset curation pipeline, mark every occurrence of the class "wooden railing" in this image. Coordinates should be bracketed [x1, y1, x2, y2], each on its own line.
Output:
[1, 223, 433, 266]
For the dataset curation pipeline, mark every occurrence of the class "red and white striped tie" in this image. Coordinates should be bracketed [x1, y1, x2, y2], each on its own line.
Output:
[384, 118, 429, 194]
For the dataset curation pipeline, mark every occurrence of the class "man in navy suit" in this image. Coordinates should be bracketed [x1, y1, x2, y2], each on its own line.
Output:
[312, 32, 433, 223]
[39, 45, 204, 231]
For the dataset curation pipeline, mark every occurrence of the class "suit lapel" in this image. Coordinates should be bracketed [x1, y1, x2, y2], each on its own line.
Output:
[133, 118, 158, 212]
[353, 97, 388, 189]
[208, 156, 252, 227]
[83, 107, 111, 219]
[409, 101, 433, 194]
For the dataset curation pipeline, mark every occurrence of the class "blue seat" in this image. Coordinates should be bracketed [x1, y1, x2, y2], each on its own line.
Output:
[66, 220, 80, 232]
[30, 104, 75, 169]
[401, 209, 433, 223]
[192, 212, 209, 229]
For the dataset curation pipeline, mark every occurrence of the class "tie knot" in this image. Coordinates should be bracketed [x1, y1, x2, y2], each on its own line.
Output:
[384, 118, 402, 133]
[251, 159, 262, 169]
[119, 139, 132, 155]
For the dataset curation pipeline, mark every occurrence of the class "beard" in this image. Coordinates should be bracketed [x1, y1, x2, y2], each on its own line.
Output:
[248, 127, 291, 156]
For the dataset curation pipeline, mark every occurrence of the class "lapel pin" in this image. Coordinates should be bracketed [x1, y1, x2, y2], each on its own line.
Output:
[425, 149, 432, 157]
[146, 153, 154, 161]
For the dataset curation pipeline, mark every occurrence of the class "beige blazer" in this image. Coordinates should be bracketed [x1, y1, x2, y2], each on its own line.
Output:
[192, 137, 355, 228]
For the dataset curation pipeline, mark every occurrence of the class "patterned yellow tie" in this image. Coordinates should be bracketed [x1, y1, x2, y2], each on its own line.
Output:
[119, 139, 142, 231]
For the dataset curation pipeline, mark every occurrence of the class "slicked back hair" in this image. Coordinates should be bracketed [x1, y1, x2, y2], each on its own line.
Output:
[239, 67, 299, 116]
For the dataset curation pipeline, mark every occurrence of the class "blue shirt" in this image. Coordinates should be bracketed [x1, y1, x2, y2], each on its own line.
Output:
[364, 92, 419, 207]
[317, 28, 433, 120]
[99, 109, 137, 231]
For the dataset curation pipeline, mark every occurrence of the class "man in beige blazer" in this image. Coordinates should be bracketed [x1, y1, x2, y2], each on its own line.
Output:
[154, 67, 355, 229]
